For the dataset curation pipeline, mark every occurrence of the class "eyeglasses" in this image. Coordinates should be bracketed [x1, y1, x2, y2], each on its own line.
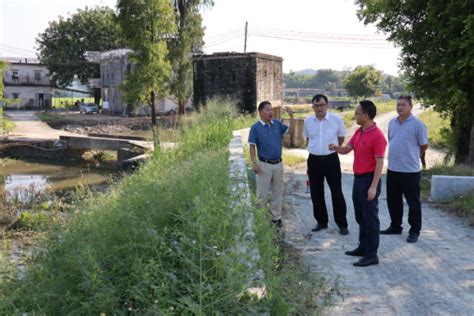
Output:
[312, 103, 327, 108]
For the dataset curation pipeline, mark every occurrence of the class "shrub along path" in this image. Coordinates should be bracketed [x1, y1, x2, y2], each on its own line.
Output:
[281, 165, 474, 314]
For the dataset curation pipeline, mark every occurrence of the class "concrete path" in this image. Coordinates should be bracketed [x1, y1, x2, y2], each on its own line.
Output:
[4, 111, 75, 140]
[4, 111, 166, 155]
[280, 109, 473, 314]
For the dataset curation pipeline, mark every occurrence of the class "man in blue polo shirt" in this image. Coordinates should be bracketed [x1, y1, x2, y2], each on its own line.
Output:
[249, 101, 295, 227]
[381, 95, 428, 243]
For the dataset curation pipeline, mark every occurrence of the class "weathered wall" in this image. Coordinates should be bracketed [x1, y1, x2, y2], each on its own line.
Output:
[255, 56, 283, 108]
[193, 52, 283, 113]
[101, 54, 128, 114]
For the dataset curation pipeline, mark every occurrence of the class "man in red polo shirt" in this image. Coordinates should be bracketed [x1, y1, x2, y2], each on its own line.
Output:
[329, 100, 387, 267]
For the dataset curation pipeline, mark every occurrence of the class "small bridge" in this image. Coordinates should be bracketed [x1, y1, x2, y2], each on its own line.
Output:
[59, 135, 153, 167]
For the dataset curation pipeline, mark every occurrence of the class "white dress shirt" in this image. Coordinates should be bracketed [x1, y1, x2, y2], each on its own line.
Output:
[303, 112, 345, 155]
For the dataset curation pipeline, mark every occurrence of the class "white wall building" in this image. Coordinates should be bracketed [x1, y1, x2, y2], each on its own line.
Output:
[2, 57, 52, 109]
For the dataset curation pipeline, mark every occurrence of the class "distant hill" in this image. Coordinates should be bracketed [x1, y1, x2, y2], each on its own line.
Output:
[293, 69, 317, 75]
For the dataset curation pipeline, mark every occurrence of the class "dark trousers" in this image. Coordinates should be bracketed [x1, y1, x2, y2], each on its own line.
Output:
[353, 174, 381, 259]
[307, 153, 347, 228]
[386, 170, 422, 233]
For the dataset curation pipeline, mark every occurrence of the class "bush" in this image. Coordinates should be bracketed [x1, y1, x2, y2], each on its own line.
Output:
[0, 108, 15, 134]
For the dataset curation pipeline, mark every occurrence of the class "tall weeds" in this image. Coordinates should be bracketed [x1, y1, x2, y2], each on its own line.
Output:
[0, 98, 336, 314]
[0, 99, 260, 314]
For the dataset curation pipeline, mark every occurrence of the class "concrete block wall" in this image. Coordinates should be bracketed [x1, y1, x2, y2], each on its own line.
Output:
[431, 175, 474, 202]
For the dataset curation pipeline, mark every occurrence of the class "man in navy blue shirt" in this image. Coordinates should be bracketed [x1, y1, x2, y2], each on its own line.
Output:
[249, 101, 295, 227]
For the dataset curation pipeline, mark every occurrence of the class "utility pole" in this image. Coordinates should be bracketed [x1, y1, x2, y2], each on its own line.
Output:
[244, 21, 248, 53]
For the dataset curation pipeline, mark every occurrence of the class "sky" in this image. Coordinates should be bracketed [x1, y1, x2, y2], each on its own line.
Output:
[0, 0, 402, 75]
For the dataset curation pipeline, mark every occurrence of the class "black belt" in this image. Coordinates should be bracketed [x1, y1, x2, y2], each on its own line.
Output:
[309, 152, 337, 159]
[259, 158, 282, 164]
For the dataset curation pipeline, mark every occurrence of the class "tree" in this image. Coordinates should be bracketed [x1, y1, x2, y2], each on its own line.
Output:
[343, 65, 382, 99]
[36, 7, 124, 102]
[0, 61, 6, 99]
[309, 69, 339, 89]
[169, 0, 212, 116]
[356, 0, 474, 164]
[382, 74, 408, 97]
[117, 0, 175, 146]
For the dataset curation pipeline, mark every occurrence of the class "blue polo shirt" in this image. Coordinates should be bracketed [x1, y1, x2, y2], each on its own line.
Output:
[248, 119, 288, 160]
[388, 115, 428, 172]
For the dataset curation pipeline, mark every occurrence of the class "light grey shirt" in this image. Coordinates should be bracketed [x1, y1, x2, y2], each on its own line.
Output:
[388, 115, 428, 172]
[303, 112, 345, 156]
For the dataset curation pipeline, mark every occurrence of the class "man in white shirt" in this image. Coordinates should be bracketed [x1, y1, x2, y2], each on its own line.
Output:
[303, 94, 348, 235]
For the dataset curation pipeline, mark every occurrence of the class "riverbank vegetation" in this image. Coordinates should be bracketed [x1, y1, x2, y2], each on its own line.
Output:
[418, 108, 451, 150]
[0, 99, 336, 314]
[0, 108, 15, 135]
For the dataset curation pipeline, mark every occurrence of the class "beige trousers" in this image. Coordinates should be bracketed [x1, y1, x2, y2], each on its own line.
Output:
[256, 161, 284, 221]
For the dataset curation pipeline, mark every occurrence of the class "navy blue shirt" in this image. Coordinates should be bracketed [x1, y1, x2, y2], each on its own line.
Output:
[248, 119, 288, 160]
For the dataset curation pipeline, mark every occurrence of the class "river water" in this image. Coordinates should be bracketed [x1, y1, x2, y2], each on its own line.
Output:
[1, 159, 116, 201]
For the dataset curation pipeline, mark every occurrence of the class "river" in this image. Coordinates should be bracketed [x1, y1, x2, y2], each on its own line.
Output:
[1, 159, 117, 201]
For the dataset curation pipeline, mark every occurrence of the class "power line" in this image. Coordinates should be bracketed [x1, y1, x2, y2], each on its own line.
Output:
[249, 33, 393, 49]
[251, 24, 388, 38]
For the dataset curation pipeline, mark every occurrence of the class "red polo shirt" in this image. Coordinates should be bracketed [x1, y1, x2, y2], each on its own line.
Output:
[348, 123, 387, 175]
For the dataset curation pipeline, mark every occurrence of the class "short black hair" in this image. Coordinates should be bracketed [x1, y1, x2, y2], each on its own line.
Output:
[359, 100, 377, 120]
[258, 101, 272, 112]
[311, 94, 328, 105]
[397, 95, 413, 106]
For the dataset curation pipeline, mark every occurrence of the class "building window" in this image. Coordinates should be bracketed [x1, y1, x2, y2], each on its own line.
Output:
[12, 93, 19, 99]
[34, 70, 42, 81]
[11, 70, 19, 81]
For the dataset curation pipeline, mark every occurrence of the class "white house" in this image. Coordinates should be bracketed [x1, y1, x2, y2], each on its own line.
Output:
[2, 57, 52, 109]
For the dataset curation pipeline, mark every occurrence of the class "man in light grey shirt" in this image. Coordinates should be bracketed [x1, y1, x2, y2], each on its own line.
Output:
[381, 95, 428, 243]
[303, 94, 348, 235]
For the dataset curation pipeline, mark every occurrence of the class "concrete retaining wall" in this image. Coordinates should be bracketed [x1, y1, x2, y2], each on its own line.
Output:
[228, 130, 267, 303]
[431, 175, 474, 202]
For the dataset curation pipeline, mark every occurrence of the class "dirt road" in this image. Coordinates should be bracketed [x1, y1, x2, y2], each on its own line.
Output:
[281, 110, 473, 314]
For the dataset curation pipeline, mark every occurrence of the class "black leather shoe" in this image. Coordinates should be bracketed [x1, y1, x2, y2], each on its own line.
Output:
[380, 226, 402, 235]
[353, 257, 379, 267]
[272, 219, 283, 228]
[407, 232, 419, 243]
[339, 227, 349, 235]
[345, 248, 364, 257]
[311, 224, 328, 232]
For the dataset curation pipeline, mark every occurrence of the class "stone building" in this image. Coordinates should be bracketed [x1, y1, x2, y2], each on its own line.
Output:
[193, 52, 283, 113]
[1, 57, 53, 109]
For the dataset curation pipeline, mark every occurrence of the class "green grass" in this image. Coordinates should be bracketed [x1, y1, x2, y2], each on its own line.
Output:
[282, 150, 307, 167]
[420, 163, 474, 224]
[343, 111, 355, 128]
[418, 108, 451, 149]
[0, 108, 15, 133]
[375, 100, 397, 115]
[0, 98, 335, 314]
[36, 112, 64, 122]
